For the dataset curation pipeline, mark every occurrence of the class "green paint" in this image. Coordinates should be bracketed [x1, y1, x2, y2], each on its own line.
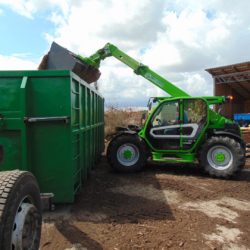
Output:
[0, 70, 104, 203]
[80, 43, 242, 166]
[123, 150, 132, 160]
[215, 152, 225, 162]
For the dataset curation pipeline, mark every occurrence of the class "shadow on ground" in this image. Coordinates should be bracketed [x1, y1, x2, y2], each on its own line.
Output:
[145, 161, 250, 182]
[55, 221, 103, 250]
[72, 158, 175, 224]
[70, 157, 250, 225]
[41, 157, 250, 250]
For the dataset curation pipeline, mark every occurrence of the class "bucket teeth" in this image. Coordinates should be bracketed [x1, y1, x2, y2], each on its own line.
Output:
[38, 42, 101, 83]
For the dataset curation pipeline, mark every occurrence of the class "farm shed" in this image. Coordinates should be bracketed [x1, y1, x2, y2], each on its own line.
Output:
[206, 61, 250, 144]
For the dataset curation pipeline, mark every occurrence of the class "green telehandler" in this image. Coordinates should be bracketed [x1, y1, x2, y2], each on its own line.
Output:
[76, 42, 245, 178]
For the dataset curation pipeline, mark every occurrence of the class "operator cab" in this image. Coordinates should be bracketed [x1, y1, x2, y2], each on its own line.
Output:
[146, 98, 208, 150]
[141, 97, 168, 126]
[147, 97, 167, 114]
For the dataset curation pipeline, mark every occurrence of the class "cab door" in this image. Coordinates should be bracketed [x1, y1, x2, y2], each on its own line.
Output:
[146, 100, 181, 150]
[145, 98, 207, 151]
[181, 98, 208, 150]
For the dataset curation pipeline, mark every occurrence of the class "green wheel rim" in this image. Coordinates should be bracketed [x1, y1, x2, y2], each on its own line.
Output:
[117, 143, 140, 166]
[207, 145, 233, 170]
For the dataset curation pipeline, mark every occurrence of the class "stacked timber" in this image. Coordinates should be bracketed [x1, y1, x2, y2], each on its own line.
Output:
[241, 127, 250, 157]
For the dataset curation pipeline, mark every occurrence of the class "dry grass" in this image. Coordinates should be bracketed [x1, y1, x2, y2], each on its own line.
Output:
[105, 107, 146, 138]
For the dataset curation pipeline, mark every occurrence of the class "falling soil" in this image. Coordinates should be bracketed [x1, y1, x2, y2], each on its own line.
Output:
[40, 158, 250, 250]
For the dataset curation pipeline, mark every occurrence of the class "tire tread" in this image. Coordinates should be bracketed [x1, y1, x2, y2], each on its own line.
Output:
[107, 134, 147, 173]
[199, 136, 245, 178]
[0, 170, 41, 250]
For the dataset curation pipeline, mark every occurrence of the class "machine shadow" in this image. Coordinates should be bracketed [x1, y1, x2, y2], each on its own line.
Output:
[144, 161, 205, 177]
[233, 168, 250, 182]
[144, 160, 250, 182]
[72, 157, 175, 224]
[55, 221, 103, 250]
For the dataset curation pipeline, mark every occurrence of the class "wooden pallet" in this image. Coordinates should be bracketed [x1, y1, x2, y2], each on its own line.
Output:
[241, 127, 250, 144]
[246, 147, 250, 158]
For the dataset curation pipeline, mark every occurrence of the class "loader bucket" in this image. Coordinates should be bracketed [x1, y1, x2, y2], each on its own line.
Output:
[38, 42, 101, 83]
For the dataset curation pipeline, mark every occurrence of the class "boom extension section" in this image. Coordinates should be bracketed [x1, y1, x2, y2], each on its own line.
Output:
[40, 42, 229, 106]
[78, 43, 189, 97]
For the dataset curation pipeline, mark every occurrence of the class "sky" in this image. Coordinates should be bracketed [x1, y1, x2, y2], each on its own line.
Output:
[0, 0, 250, 108]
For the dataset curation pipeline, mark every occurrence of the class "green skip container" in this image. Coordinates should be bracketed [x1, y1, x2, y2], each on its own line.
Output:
[0, 70, 104, 203]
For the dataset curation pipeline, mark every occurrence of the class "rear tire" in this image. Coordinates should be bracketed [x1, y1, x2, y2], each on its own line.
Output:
[199, 136, 245, 178]
[0, 170, 42, 250]
[107, 134, 147, 172]
[239, 144, 246, 170]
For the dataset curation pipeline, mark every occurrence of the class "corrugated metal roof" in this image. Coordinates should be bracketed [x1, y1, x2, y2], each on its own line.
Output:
[206, 61, 250, 76]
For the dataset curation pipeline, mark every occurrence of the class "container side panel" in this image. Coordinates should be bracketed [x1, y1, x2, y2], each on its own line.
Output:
[0, 78, 21, 111]
[28, 77, 70, 116]
[28, 75, 73, 203]
[0, 70, 104, 203]
[71, 79, 82, 193]
[0, 77, 23, 171]
[0, 131, 21, 170]
[29, 124, 73, 202]
[71, 77, 104, 184]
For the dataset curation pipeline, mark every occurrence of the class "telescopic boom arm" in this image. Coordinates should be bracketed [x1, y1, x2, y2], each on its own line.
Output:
[42, 42, 227, 105]
[78, 43, 189, 97]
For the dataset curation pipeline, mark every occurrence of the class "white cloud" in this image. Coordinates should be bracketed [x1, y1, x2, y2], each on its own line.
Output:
[181, 72, 212, 96]
[0, 0, 70, 18]
[0, 0, 36, 18]
[43, 0, 167, 53]
[44, 0, 250, 107]
[1, 0, 250, 107]
[0, 54, 37, 69]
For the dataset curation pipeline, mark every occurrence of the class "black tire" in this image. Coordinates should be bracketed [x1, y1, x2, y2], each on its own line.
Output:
[239, 144, 246, 170]
[107, 134, 147, 173]
[199, 136, 245, 178]
[0, 170, 42, 250]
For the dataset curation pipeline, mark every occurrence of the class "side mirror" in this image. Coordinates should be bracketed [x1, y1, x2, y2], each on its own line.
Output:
[148, 102, 152, 111]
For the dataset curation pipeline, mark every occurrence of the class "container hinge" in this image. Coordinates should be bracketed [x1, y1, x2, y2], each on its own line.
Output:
[24, 116, 70, 123]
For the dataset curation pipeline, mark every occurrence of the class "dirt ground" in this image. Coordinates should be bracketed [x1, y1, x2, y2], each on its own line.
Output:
[40, 158, 250, 250]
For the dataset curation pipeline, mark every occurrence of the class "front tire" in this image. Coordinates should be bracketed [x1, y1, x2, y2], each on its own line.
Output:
[0, 170, 42, 250]
[107, 134, 147, 172]
[199, 136, 245, 178]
